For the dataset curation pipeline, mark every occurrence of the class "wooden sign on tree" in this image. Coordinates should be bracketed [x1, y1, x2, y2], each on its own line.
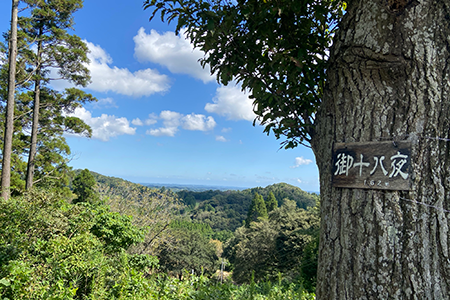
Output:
[332, 141, 411, 190]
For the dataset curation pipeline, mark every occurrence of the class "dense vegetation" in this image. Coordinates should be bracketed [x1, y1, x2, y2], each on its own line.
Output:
[94, 172, 320, 290]
[178, 183, 318, 232]
[0, 173, 319, 299]
[226, 199, 319, 290]
[0, 188, 155, 299]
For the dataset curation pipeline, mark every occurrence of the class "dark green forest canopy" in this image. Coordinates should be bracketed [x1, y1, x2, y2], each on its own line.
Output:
[178, 182, 318, 232]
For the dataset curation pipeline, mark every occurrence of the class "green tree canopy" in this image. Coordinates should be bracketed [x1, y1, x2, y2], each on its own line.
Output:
[225, 199, 320, 289]
[265, 191, 278, 212]
[245, 192, 268, 226]
[157, 228, 219, 277]
[0, 0, 95, 193]
[17, 0, 93, 189]
[72, 169, 100, 205]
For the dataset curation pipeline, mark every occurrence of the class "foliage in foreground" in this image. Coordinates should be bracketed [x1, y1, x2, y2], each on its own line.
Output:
[0, 187, 316, 299]
[0, 189, 155, 299]
[92, 171, 182, 256]
[141, 273, 316, 300]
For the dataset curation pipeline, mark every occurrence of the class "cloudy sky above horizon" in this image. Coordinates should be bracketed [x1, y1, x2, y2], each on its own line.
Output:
[0, 0, 319, 191]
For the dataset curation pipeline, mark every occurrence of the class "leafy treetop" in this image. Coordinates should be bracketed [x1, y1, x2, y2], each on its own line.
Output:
[246, 192, 268, 226]
[72, 168, 100, 205]
[265, 191, 278, 212]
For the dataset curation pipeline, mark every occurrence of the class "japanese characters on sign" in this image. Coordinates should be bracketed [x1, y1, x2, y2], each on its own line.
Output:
[332, 141, 411, 190]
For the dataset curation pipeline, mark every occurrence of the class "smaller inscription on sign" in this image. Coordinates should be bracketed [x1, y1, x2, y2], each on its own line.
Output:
[332, 141, 411, 190]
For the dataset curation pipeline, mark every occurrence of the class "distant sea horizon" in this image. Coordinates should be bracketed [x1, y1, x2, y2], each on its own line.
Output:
[140, 182, 249, 192]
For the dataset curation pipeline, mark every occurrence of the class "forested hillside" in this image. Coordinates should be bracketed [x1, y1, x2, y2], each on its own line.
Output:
[90, 172, 319, 244]
[90, 173, 320, 290]
[178, 183, 319, 232]
[0, 164, 320, 298]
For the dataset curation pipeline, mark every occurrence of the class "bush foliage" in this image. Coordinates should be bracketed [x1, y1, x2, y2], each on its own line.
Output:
[0, 189, 155, 299]
[0, 187, 318, 299]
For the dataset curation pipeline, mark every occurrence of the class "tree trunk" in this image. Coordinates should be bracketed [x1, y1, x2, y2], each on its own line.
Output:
[25, 78, 41, 190]
[25, 28, 44, 190]
[1, 0, 19, 200]
[312, 0, 450, 299]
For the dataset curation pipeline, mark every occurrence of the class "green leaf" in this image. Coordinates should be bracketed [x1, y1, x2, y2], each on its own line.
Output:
[0, 278, 11, 287]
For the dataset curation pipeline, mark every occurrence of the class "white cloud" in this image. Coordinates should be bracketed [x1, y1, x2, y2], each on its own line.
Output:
[146, 126, 178, 137]
[85, 41, 171, 97]
[216, 135, 228, 142]
[93, 97, 117, 109]
[182, 113, 216, 131]
[161, 110, 182, 127]
[69, 107, 136, 141]
[145, 118, 157, 125]
[291, 157, 313, 168]
[140, 113, 158, 125]
[132, 118, 144, 126]
[146, 110, 182, 137]
[146, 110, 216, 137]
[205, 84, 256, 121]
[134, 28, 214, 83]
[48, 41, 171, 96]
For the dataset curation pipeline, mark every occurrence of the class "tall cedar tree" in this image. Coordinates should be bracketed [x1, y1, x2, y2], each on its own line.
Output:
[1, 0, 19, 200]
[245, 193, 267, 226]
[265, 191, 278, 212]
[146, 0, 450, 298]
[19, 88, 93, 191]
[19, 0, 92, 189]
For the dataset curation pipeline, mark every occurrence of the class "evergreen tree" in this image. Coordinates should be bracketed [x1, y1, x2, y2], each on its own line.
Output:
[265, 191, 278, 212]
[23, 88, 93, 190]
[0, 0, 94, 192]
[245, 193, 267, 227]
[18, 0, 92, 189]
[72, 169, 99, 205]
[1, 0, 19, 200]
[224, 200, 320, 287]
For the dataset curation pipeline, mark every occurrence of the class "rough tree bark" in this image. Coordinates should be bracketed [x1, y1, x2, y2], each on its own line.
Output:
[1, 0, 19, 200]
[312, 0, 450, 299]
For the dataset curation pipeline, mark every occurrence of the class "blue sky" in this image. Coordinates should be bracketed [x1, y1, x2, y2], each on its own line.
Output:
[0, 0, 319, 191]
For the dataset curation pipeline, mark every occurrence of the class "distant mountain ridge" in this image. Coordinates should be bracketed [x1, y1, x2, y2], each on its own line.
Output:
[141, 183, 249, 192]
